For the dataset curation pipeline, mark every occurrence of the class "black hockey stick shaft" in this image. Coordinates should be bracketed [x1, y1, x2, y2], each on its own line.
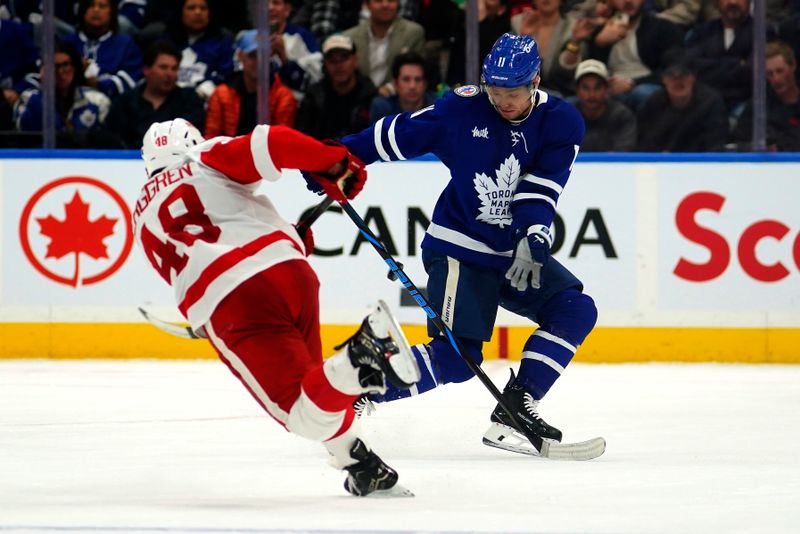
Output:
[338, 200, 544, 454]
[296, 196, 335, 236]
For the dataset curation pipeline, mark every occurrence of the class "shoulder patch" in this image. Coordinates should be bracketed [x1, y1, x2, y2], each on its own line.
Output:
[454, 85, 480, 98]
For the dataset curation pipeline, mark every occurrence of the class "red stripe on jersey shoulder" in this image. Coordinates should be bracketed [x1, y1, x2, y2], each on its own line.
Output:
[200, 134, 262, 184]
[178, 231, 301, 317]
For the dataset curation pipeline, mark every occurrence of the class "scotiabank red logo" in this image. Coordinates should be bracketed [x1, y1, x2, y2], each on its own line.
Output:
[19, 176, 133, 287]
[674, 191, 800, 282]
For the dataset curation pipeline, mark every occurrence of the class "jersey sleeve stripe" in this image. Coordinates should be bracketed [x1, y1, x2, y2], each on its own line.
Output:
[387, 116, 406, 161]
[522, 173, 564, 194]
[251, 125, 280, 181]
[373, 118, 392, 161]
[512, 192, 557, 208]
[178, 230, 300, 317]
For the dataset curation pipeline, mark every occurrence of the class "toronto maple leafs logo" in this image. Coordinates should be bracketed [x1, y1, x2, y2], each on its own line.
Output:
[473, 154, 520, 228]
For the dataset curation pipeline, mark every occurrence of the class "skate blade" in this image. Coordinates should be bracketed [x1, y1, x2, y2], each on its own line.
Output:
[483, 422, 544, 457]
[483, 423, 606, 461]
[366, 483, 415, 498]
[376, 300, 422, 387]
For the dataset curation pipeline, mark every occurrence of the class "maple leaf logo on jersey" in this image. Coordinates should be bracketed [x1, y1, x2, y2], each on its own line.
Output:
[473, 154, 520, 228]
[36, 191, 118, 284]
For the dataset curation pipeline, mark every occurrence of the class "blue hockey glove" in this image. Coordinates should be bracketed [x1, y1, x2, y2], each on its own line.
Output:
[505, 225, 552, 291]
[301, 170, 325, 195]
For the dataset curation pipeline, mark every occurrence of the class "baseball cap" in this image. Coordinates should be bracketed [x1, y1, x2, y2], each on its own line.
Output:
[322, 34, 356, 57]
[575, 59, 609, 82]
[662, 50, 695, 77]
[236, 30, 258, 54]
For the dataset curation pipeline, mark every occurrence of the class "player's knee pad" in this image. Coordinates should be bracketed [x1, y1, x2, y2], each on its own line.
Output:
[538, 288, 597, 347]
[428, 336, 483, 384]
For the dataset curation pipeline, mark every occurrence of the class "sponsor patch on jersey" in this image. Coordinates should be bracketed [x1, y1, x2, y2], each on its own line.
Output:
[454, 85, 480, 97]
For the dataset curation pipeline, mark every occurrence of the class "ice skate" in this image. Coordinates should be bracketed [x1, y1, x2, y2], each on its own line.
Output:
[483, 369, 563, 456]
[336, 300, 421, 392]
[343, 439, 413, 497]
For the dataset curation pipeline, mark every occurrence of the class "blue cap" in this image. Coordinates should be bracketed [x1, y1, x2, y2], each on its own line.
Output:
[236, 30, 258, 54]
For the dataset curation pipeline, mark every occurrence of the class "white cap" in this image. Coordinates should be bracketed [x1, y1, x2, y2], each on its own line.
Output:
[575, 59, 609, 82]
[322, 34, 356, 56]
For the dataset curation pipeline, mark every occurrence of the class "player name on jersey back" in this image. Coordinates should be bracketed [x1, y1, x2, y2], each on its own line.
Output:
[133, 163, 196, 221]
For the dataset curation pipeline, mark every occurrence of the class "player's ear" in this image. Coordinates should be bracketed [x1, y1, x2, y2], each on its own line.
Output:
[531, 73, 541, 93]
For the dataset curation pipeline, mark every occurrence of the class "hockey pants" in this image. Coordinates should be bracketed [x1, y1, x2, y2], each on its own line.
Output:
[205, 260, 368, 467]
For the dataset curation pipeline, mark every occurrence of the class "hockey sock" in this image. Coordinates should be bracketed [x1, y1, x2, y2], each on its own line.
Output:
[516, 288, 597, 399]
[370, 337, 483, 402]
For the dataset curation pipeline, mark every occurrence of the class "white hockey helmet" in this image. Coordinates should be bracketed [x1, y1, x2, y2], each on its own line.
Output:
[141, 119, 204, 177]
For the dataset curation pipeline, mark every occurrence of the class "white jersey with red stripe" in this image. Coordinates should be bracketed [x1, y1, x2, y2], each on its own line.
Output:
[132, 124, 345, 330]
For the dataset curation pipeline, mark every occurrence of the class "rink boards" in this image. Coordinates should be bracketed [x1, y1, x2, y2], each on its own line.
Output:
[0, 151, 798, 362]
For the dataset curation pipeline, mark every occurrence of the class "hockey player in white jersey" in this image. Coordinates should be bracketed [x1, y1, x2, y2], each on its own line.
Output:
[133, 119, 421, 495]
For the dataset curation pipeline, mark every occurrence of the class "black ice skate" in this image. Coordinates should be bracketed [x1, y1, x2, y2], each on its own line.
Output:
[335, 300, 421, 392]
[343, 439, 412, 497]
[482, 370, 565, 457]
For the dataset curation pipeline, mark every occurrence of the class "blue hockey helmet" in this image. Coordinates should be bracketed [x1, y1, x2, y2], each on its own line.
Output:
[481, 33, 541, 88]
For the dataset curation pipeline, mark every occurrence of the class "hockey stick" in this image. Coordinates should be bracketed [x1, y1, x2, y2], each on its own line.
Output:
[139, 196, 336, 339]
[337, 200, 547, 456]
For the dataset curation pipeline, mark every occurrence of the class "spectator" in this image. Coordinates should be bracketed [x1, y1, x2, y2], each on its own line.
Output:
[447, 0, 510, 86]
[733, 41, 800, 152]
[63, 0, 143, 99]
[119, 0, 251, 37]
[105, 41, 204, 148]
[343, 0, 425, 96]
[0, 16, 38, 109]
[1, 0, 80, 43]
[369, 52, 436, 123]
[512, 0, 585, 96]
[161, 0, 234, 101]
[636, 50, 728, 152]
[586, 0, 683, 111]
[649, 0, 702, 31]
[573, 59, 637, 151]
[118, 0, 149, 35]
[309, 0, 363, 43]
[685, 0, 773, 114]
[14, 41, 110, 133]
[296, 34, 376, 139]
[264, 0, 323, 102]
[205, 30, 296, 137]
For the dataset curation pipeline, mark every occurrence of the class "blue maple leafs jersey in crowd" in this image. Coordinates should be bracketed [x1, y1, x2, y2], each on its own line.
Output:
[341, 86, 585, 269]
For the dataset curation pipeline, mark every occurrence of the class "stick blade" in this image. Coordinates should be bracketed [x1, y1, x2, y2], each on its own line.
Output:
[138, 307, 201, 339]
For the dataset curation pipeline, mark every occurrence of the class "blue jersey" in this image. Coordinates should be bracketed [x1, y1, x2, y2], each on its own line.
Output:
[15, 85, 110, 132]
[64, 31, 142, 98]
[341, 86, 584, 269]
[177, 33, 234, 90]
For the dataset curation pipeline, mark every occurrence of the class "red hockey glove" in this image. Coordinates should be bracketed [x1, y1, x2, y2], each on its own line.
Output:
[308, 140, 367, 201]
[293, 224, 314, 256]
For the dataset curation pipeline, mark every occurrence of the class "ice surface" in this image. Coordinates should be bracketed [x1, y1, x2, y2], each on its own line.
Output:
[1, 359, 798, 534]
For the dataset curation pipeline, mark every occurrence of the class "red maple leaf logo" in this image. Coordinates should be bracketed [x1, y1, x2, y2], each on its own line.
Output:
[36, 191, 118, 287]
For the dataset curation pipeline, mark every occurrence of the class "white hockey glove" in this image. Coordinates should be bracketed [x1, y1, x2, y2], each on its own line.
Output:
[505, 224, 552, 292]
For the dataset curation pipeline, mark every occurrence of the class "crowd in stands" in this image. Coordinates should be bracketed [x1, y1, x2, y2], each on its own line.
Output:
[1, 0, 799, 151]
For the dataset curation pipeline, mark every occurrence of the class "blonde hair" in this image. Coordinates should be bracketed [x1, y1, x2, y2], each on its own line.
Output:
[766, 40, 796, 67]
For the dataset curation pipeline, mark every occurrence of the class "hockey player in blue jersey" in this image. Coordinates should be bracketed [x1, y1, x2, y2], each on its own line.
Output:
[337, 33, 598, 455]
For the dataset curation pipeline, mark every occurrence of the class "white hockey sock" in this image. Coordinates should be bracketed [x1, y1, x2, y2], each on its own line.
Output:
[324, 418, 367, 469]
